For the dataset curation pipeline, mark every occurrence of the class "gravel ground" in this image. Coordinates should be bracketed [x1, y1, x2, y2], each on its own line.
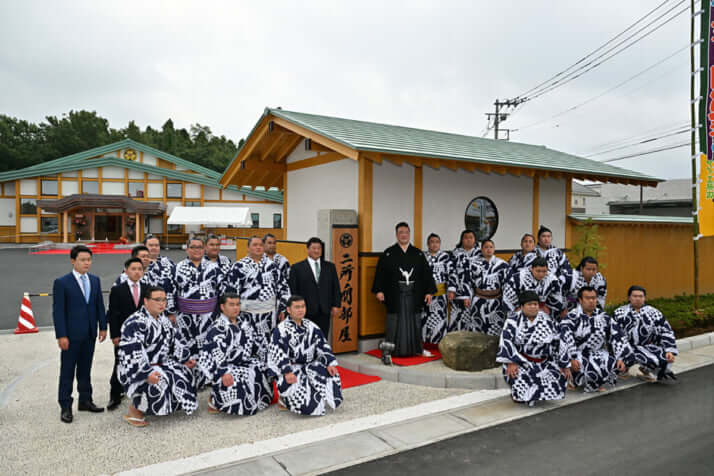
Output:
[342, 353, 500, 375]
[0, 331, 467, 476]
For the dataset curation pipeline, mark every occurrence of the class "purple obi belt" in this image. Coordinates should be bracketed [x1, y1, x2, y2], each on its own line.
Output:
[177, 296, 217, 314]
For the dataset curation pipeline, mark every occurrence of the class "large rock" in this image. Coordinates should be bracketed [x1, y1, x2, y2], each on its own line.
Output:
[438, 331, 499, 371]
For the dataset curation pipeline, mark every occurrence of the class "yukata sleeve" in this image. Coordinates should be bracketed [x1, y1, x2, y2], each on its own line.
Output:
[546, 278, 564, 316]
[654, 309, 678, 355]
[197, 326, 230, 385]
[314, 327, 338, 367]
[597, 277, 607, 310]
[220, 263, 240, 296]
[267, 327, 292, 378]
[164, 272, 178, 315]
[557, 318, 577, 368]
[502, 275, 519, 312]
[558, 250, 572, 275]
[446, 254, 459, 294]
[118, 320, 153, 386]
[496, 318, 530, 368]
[276, 266, 290, 315]
[606, 315, 632, 363]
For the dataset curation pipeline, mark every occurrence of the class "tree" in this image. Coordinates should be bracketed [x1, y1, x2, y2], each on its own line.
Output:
[569, 218, 607, 269]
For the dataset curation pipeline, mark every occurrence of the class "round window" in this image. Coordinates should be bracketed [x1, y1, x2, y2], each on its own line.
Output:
[464, 196, 498, 242]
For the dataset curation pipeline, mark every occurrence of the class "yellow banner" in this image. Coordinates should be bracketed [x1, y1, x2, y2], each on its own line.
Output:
[700, 154, 714, 237]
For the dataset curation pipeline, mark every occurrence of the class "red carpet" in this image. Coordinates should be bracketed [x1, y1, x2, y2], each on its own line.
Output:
[30, 244, 131, 255]
[365, 346, 442, 366]
[270, 365, 381, 405]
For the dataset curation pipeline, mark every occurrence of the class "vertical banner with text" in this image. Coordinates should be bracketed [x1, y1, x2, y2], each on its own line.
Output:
[700, 154, 714, 236]
[703, 2, 714, 237]
[331, 226, 359, 353]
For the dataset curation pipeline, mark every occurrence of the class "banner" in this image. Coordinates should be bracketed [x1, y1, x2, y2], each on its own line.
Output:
[331, 226, 359, 353]
[700, 154, 714, 236]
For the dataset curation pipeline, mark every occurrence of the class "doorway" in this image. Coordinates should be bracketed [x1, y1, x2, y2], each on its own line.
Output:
[95, 215, 122, 241]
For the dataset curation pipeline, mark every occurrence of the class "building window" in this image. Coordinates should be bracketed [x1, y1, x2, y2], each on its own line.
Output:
[41, 216, 58, 233]
[251, 213, 259, 227]
[273, 213, 282, 228]
[167, 224, 183, 234]
[41, 180, 58, 196]
[185, 201, 201, 207]
[464, 196, 498, 242]
[166, 183, 182, 198]
[128, 182, 145, 197]
[82, 181, 98, 194]
[20, 199, 37, 215]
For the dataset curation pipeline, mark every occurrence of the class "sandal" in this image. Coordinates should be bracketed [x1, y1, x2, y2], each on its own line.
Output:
[278, 399, 288, 411]
[123, 414, 148, 427]
[207, 399, 220, 414]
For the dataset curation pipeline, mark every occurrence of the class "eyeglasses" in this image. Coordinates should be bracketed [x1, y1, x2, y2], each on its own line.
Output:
[148, 297, 167, 303]
[188, 245, 204, 249]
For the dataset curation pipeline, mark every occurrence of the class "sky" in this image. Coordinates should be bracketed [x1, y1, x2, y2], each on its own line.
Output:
[0, 0, 700, 179]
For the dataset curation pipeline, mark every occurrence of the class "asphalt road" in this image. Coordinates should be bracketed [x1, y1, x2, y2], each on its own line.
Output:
[329, 364, 714, 476]
[0, 248, 187, 330]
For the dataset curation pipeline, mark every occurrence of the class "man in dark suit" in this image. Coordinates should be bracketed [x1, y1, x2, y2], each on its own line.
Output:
[52, 244, 108, 423]
[288, 237, 341, 339]
[106, 257, 147, 410]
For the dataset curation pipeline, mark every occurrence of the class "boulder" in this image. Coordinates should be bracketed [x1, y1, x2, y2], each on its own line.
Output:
[438, 331, 499, 371]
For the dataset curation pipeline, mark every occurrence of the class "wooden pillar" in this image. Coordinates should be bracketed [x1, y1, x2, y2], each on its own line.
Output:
[63, 211, 68, 243]
[413, 165, 423, 249]
[136, 213, 141, 242]
[282, 174, 287, 237]
[532, 175, 540, 236]
[564, 178, 572, 248]
[90, 212, 95, 241]
[358, 157, 373, 252]
[14, 179, 19, 244]
[121, 214, 126, 240]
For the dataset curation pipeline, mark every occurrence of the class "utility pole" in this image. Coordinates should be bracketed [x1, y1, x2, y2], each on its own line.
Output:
[485, 98, 526, 140]
[693, 0, 707, 310]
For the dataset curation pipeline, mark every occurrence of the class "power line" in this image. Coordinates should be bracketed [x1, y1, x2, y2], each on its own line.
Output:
[523, 1, 690, 102]
[514, 41, 693, 131]
[586, 127, 693, 157]
[600, 141, 690, 162]
[579, 120, 689, 154]
[515, 0, 677, 99]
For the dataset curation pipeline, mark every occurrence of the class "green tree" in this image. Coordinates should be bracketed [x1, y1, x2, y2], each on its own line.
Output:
[569, 218, 607, 269]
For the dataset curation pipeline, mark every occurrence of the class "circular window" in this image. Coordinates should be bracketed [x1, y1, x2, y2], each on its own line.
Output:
[464, 196, 498, 242]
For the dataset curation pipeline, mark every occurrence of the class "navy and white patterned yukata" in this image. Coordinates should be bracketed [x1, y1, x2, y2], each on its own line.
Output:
[558, 306, 632, 392]
[473, 256, 510, 336]
[507, 250, 538, 278]
[613, 304, 678, 378]
[503, 267, 564, 317]
[221, 256, 291, 352]
[497, 310, 567, 404]
[422, 250, 452, 343]
[536, 245, 571, 278]
[145, 255, 176, 290]
[268, 317, 343, 416]
[207, 254, 233, 278]
[447, 247, 483, 332]
[118, 307, 198, 416]
[560, 269, 607, 311]
[197, 313, 273, 415]
[165, 258, 223, 388]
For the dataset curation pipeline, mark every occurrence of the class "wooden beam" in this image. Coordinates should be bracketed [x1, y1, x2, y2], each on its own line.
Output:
[414, 166, 423, 249]
[271, 116, 359, 160]
[273, 135, 304, 163]
[358, 157, 373, 252]
[283, 173, 288, 236]
[221, 116, 271, 186]
[63, 211, 68, 243]
[532, 176, 540, 236]
[241, 160, 286, 173]
[258, 133, 291, 161]
[286, 151, 345, 171]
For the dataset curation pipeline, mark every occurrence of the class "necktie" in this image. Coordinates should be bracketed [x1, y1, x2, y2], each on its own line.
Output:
[132, 283, 139, 308]
[81, 274, 90, 303]
[314, 260, 321, 282]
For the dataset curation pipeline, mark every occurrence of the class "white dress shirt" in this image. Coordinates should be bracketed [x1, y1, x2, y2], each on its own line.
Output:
[72, 269, 90, 300]
[307, 257, 320, 282]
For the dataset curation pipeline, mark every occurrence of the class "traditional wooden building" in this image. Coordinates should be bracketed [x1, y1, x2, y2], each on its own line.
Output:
[0, 139, 283, 243]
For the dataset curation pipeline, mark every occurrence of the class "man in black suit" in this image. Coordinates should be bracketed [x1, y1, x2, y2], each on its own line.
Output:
[106, 257, 148, 410]
[52, 245, 107, 423]
[288, 237, 341, 339]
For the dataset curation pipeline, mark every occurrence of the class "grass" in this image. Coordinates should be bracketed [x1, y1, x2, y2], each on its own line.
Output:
[605, 293, 714, 338]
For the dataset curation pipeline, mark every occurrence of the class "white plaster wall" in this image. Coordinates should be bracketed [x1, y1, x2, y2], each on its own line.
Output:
[538, 177, 567, 245]
[185, 183, 201, 199]
[422, 167, 533, 250]
[0, 198, 15, 225]
[286, 158, 358, 241]
[128, 169, 144, 179]
[3, 181, 15, 196]
[61, 171, 78, 178]
[20, 179, 37, 196]
[148, 216, 163, 233]
[147, 183, 164, 198]
[102, 166, 125, 179]
[147, 174, 163, 181]
[20, 217, 37, 233]
[102, 182, 125, 195]
[372, 161, 414, 251]
[285, 139, 319, 164]
[142, 155, 158, 166]
[202, 201, 282, 227]
[222, 189, 243, 201]
[205, 186, 220, 200]
[166, 201, 182, 215]
[83, 168, 98, 178]
[61, 181, 79, 196]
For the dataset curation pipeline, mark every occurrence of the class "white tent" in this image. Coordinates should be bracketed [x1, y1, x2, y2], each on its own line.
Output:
[167, 206, 252, 227]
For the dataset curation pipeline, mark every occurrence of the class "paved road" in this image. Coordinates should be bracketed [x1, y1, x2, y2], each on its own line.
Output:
[329, 364, 714, 476]
[0, 248, 187, 330]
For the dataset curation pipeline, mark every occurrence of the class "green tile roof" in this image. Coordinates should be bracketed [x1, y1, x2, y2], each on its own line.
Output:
[569, 213, 692, 224]
[265, 108, 661, 183]
[0, 139, 282, 203]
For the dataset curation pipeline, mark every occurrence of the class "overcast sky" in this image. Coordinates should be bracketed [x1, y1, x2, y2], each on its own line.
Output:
[0, 1, 698, 179]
